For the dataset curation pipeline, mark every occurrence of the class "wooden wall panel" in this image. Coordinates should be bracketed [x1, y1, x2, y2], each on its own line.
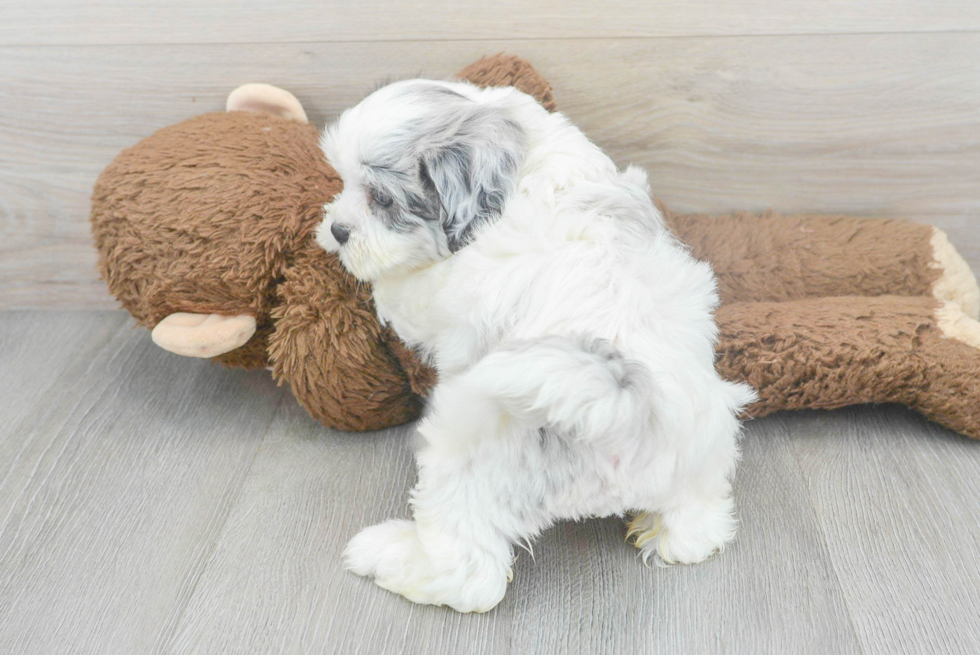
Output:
[2, 34, 978, 308]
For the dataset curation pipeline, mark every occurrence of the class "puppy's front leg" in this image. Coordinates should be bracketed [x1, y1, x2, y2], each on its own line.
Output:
[344, 460, 515, 613]
[344, 377, 530, 613]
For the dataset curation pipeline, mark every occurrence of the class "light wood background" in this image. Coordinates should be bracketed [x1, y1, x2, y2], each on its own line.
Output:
[3, 3, 980, 654]
[1, 1, 978, 308]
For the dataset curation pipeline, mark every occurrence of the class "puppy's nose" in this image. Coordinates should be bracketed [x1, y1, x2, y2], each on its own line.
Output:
[330, 223, 351, 245]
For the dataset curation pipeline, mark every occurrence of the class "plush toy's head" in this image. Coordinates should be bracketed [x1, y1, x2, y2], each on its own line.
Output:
[90, 55, 554, 430]
[92, 108, 336, 368]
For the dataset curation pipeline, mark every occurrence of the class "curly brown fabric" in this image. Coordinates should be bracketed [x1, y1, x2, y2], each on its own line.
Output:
[716, 296, 980, 438]
[659, 202, 940, 305]
[91, 111, 338, 369]
[269, 244, 420, 430]
[456, 54, 557, 112]
[91, 54, 980, 438]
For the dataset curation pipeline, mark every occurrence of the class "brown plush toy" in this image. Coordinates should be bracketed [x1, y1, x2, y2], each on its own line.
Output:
[90, 55, 980, 439]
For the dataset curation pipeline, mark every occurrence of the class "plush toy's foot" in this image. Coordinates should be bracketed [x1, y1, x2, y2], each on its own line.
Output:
[344, 520, 509, 613]
[918, 302, 980, 439]
[716, 296, 980, 440]
[930, 228, 980, 319]
[936, 301, 980, 349]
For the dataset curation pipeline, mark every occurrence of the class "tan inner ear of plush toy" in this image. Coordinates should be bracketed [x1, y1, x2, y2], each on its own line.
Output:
[151, 313, 257, 358]
[226, 83, 308, 123]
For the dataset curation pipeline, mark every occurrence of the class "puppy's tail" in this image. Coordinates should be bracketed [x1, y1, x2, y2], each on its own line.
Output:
[468, 335, 654, 440]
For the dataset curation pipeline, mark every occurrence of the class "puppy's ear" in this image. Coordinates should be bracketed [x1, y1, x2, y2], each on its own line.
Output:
[420, 104, 525, 252]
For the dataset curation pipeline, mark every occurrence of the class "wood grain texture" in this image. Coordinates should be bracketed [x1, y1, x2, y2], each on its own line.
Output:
[2, 0, 978, 46]
[163, 392, 860, 655]
[162, 404, 518, 655]
[0, 311, 288, 655]
[791, 406, 980, 655]
[0, 311, 129, 434]
[508, 416, 862, 655]
[2, 33, 978, 308]
[1, 311, 980, 652]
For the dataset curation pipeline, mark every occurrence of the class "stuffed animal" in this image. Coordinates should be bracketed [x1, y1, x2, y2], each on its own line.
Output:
[90, 55, 980, 439]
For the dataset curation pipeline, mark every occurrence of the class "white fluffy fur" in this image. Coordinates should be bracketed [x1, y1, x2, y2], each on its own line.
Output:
[317, 79, 756, 613]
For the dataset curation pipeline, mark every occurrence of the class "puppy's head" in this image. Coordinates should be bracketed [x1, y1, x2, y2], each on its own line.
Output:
[316, 80, 526, 282]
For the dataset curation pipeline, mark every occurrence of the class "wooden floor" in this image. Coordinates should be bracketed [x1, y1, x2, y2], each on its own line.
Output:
[0, 310, 978, 654]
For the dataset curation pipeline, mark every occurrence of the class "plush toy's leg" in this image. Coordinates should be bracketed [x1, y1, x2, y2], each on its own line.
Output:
[661, 205, 980, 319]
[716, 296, 980, 439]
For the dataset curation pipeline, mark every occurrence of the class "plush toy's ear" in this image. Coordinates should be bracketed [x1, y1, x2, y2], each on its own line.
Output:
[151, 312, 257, 358]
[226, 83, 308, 123]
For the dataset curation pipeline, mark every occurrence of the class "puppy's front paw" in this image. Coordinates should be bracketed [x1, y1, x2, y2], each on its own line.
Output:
[344, 519, 421, 579]
[344, 520, 507, 613]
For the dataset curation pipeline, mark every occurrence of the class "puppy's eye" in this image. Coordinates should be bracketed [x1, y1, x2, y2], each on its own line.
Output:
[371, 188, 393, 208]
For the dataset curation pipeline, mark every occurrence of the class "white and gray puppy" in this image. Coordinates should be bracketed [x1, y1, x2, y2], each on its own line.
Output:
[316, 79, 756, 613]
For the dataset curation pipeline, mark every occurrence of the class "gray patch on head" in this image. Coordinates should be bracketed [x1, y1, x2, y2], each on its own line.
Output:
[408, 159, 444, 224]
[419, 105, 526, 251]
[360, 163, 429, 234]
[353, 81, 527, 254]
[415, 85, 467, 101]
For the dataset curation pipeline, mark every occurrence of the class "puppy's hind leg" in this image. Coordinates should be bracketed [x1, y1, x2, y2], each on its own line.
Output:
[628, 491, 737, 566]
[629, 381, 753, 566]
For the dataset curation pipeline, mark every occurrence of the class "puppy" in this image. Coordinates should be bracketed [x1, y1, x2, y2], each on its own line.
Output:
[316, 78, 756, 613]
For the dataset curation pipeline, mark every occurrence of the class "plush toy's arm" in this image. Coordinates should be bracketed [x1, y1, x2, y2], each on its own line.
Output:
[384, 330, 438, 397]
[658, 202, 980, 319]
[268, 245, 423, 431]
[716, 295, 980, 439]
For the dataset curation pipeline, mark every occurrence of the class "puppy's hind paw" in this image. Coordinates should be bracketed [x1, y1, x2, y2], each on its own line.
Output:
[628, 496, 737, 566]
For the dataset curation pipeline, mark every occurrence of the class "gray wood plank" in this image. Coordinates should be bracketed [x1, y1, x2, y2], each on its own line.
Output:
[791, 406, 980, 655]
[165, 402, 861, 654]
[0, 311, 289, 655]
[163, 402, 515, 655]
[2, 0, 978, 45]
[0, 310, 129, 431]
[3, 311, 979, 653]
[508, 414, 861, 655]
[3, 34, 978, 308]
